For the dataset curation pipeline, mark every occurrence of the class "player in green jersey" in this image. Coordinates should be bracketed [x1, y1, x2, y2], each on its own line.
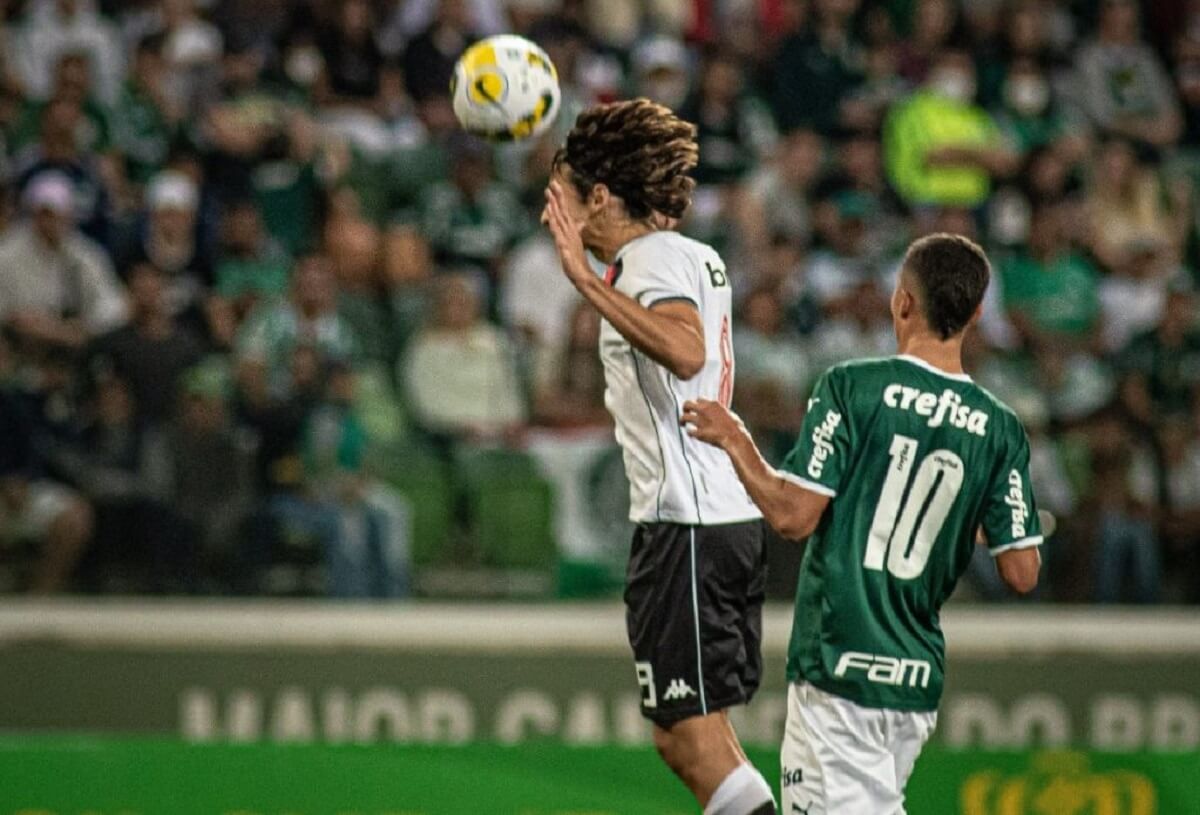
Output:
[682, 233, 1042, 814]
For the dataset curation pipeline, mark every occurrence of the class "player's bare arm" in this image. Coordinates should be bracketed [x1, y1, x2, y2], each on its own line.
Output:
[543, 180, 705, 379]
[682, 399, 830, 540]
[977, 513, 1047, 594]
[996, 547, 1040, 594]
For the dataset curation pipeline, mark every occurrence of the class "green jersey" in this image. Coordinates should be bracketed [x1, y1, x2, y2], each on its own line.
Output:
[780, 355, 1042, 711]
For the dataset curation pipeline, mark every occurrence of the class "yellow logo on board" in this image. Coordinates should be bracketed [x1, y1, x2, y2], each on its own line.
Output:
[961, 752, 1157, 815]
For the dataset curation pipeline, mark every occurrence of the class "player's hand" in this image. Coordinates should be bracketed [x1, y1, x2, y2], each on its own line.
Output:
[681, 399, 745, 450]
[542, 179, 593, 288]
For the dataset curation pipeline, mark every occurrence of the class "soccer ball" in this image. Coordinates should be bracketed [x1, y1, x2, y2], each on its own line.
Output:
[451, 35, 560, 142]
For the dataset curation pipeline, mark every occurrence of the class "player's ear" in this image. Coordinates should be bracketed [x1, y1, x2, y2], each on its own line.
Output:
[589, 183, 610, 214]
[896, 285, 915, 321]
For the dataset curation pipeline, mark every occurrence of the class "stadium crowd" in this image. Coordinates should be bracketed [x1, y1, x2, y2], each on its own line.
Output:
[0, 0, 1198, 603]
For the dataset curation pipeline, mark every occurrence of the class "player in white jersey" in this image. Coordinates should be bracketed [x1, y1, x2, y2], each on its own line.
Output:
[542, 99, 774, 815]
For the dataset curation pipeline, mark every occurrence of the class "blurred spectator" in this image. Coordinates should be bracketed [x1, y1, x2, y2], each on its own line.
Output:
[999, 202, 1101, 352]
[402, 0, 478, 103]
[302, 361, 408, 598]
[13, 0, 125, 106]
[236, 254, 360, 402]
[817, 131, 907, 255]
[1097, 251, 1179, 355]
[322, 188, 381, 294]
[118, 170, 215, 328]
[586, 0, 688, 49]
[839, 38, 908, 134]
[51, 373, 195, 592]
[112, 35, 181, 188]
[0, 387, 92, 593]
[203, 42, 314, 213]
[1085, 139, 1187, 276]
[403, 273, 526, 441]
[501, 230, 581, 354]
[884, 49, 1019, 210]
[316, 0, 384, 108]
[769, 0, 863, 133]
[213, 199, 292, 322]
[630, 36, 692, 115]
[161, 363, 254, 590]
[11, 52, 113, 156]
[741, 129, 823, 254]
[993, 57, 1083, 157]
[731, 287, 810, 461]
[680, 48, 777, 187]
[750, 233, 821, 338]
[88, 263, 204, 427]
[1082, 411, 1161, 603]
[321, 189, 394, 367]
[11, 97, 113, 244]
[531, 302, 608, 429]
[897, 0, 960, 84]
[159, 0, 224, 115]
[809, 278, 894, 369]
[977, 0, 1053, 108]
[412, 134, 528, 277]
[1075, 0, 1182, 149]
[1120, 284, 1200, 426]
[0, 172, 126, 355]
[807, 190, 891, 314]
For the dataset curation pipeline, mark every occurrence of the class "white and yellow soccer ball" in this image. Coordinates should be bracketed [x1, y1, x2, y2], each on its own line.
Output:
[451, 35, 560, 142]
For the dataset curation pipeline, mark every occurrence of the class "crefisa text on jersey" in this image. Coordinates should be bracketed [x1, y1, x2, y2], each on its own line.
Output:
[806, 409, 843, 479]
[882, 385, 989, 436]
[1005, 470, 1029, 538]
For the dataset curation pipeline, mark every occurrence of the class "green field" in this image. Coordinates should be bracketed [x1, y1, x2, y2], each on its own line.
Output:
[0, 738, 1194, 814]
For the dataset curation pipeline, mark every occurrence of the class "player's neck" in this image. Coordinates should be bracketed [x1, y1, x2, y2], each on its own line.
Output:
[897, 335, 967, 376]
[593, 221, 658, 264]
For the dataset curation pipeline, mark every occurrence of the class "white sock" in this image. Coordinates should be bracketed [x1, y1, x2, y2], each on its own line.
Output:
[703, 762, 775, 815]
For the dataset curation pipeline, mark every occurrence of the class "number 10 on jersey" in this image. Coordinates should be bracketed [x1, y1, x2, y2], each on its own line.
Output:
[864, 434, 965, 579]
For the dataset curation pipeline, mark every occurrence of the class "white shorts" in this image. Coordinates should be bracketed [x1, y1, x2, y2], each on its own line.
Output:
[780, 681, 937, 815]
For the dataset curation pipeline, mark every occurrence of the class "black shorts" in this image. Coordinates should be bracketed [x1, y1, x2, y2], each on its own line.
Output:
[624, 519, 766, 726]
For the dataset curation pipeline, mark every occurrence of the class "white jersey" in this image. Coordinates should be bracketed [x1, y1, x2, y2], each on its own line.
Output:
[599, 231, 761, 525]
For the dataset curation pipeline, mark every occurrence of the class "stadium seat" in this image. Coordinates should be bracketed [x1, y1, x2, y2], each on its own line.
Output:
[368, 443, 454, 568]
[457, 448, 557, 572]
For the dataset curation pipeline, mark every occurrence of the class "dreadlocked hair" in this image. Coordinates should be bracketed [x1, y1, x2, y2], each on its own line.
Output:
[554, 98, 699, 221]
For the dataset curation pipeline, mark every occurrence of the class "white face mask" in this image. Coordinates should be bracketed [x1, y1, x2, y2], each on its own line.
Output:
[930, 70, 975, 103]
[285, 47, 324, 87]
[1006, 76, 1050, 115]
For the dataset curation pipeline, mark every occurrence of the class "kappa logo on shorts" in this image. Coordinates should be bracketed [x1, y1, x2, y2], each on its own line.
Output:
[791, 804, 811, 814]
[662, 678, 698, 701]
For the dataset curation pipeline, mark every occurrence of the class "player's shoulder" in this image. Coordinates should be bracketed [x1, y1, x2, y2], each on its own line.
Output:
[618, 230, 719, 269]
[964, 380, 1027, 437]
[820, 356, 902, 388]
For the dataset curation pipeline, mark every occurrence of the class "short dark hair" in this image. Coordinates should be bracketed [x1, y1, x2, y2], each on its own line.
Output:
[554, 98, 698, 220]
[902, 233, 990, 340]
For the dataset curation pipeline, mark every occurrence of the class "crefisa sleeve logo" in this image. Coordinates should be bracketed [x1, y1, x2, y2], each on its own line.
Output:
[807, 409, 843, 480]
[1005, 469, 1029, 539]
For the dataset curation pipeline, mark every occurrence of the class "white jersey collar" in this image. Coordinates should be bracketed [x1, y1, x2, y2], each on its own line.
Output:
[895, 354, 973, 383]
